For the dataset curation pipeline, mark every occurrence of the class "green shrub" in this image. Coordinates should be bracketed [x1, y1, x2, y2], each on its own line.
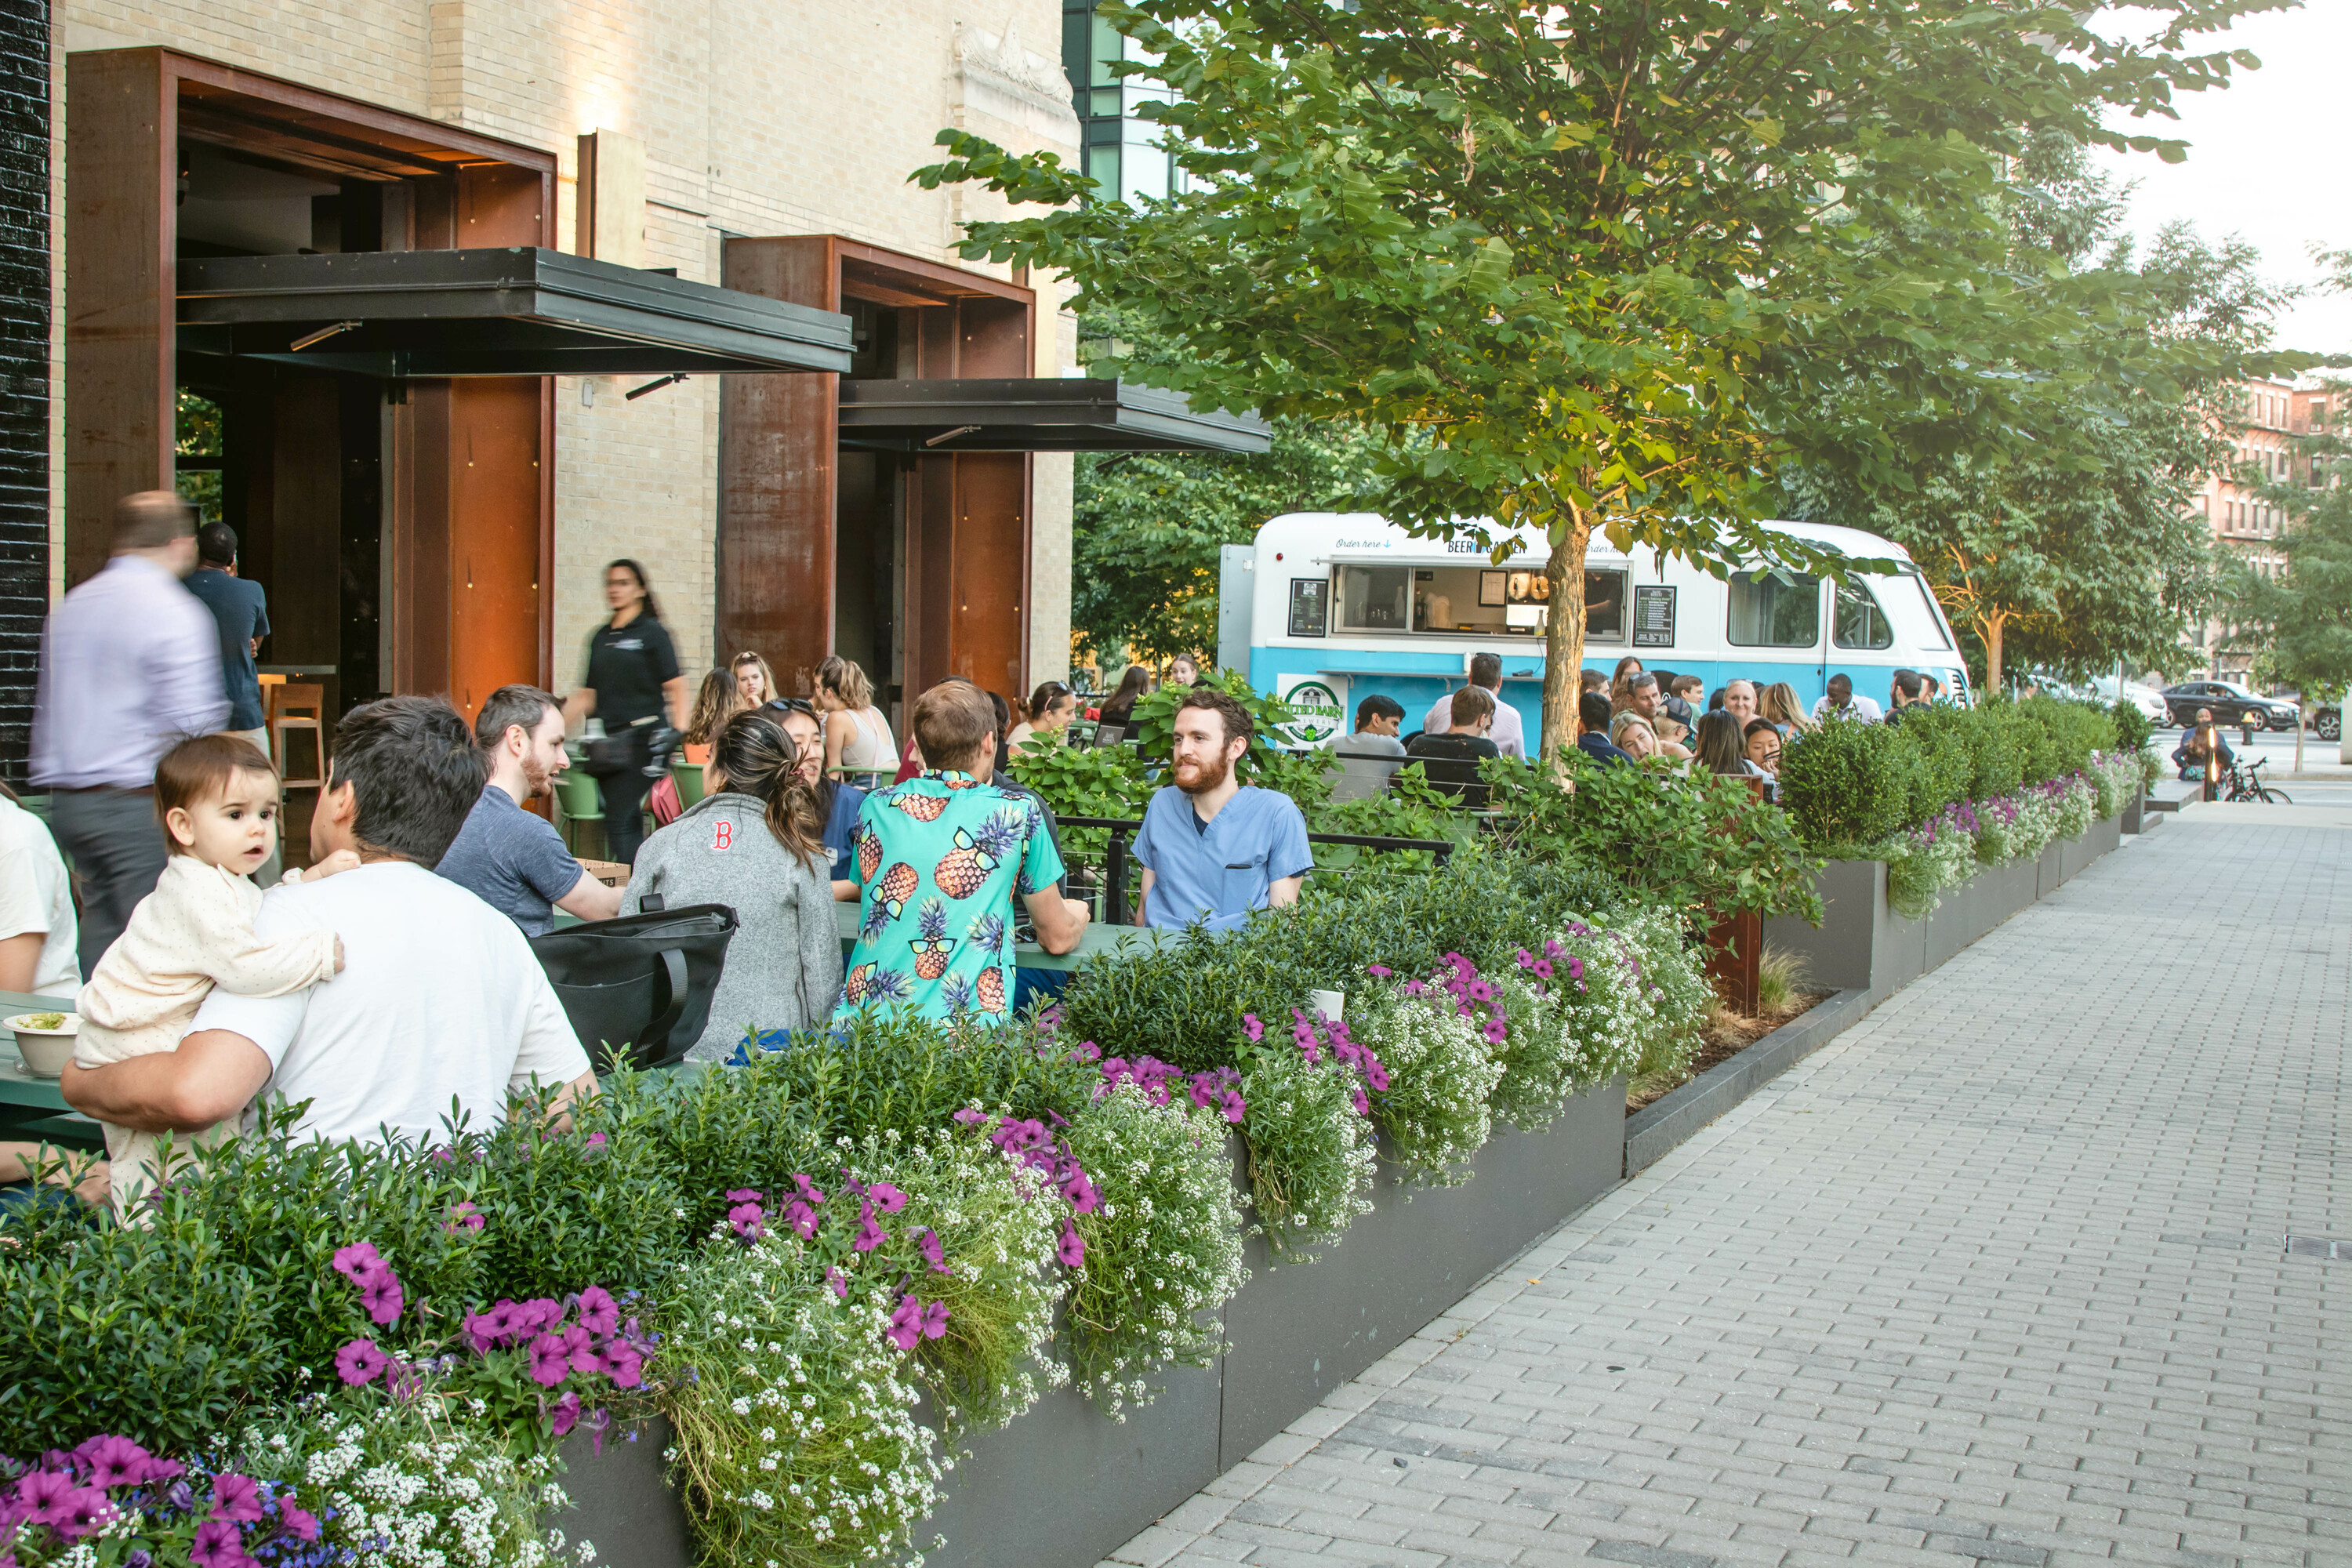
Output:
[0, 1220, 285, 1455]
[1480, 753, 1824, 923]
[1770, 717, 1906, 849]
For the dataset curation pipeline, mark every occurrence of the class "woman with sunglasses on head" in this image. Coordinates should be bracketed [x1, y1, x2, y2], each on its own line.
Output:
[813, 655, 896, 785]
[730, 651, 779, 707]
[1006, 681, 1080, 756]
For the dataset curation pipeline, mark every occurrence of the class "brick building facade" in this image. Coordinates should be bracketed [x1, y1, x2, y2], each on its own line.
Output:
[2195, 378, 2332, 683]
[20, 0, 1087, 762]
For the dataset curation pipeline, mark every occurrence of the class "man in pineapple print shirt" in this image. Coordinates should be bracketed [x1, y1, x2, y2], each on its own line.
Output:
[1134, 688, 1315, 932]
[834, 681, 1090, 1024]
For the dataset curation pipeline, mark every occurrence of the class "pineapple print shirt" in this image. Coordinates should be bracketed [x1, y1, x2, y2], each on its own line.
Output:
[833, 770, 1065, 1025]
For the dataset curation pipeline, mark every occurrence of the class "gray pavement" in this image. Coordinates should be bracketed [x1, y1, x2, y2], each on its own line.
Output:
[1108, 814, 2350, 1568]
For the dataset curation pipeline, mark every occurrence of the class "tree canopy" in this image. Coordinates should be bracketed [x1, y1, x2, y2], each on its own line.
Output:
[922, 0, 2288, 757]
[2231, 379, 2352, 703]
[1781, 140, 2287, 686]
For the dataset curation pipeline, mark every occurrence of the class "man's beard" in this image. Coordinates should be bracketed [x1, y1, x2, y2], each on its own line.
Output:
[1174, 750, 1232, 796]
[520, 756, 554, 800]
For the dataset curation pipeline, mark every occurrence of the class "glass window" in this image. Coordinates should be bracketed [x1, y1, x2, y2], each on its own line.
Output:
[1726, 569, 1820, 648]
[1833, 581, 1893, 650]
[1882, 574, 1952, 651]
[1584, 569, 1627, 642]
[1337, 565, 1414, 633]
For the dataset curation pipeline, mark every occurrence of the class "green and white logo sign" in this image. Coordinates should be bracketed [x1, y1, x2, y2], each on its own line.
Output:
[1276, 675, 1348, 749]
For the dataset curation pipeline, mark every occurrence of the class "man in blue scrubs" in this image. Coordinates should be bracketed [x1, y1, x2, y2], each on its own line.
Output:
[1134, 689, 1314, 931]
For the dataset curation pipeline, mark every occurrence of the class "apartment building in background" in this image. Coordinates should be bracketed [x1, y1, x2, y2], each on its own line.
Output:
[0, 1, 1263, 779]
[2196, 378, 2337, 683]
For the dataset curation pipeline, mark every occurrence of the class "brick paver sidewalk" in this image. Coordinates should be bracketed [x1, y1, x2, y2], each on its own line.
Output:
[1109, 818, 2350, 1568]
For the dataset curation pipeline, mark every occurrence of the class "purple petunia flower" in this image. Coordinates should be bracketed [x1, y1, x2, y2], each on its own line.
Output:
[1241, 1014, 1264, 1043]
[334, 1338, 389, 1387]
[866, 1181, 907, 1214]
[1068, 1040, 1102, 1062]
[329, 1240, 383, 1283]
[920, 1299, 949, 1340]
[358, 1271, 405, 1327]
[575, 1286, 620, 1338]
[852, 1208, 888, 1252]
[1056, 1223, 1086, 1268]
[548, 1390, 583, 1438]
[784, 1200, 819, 1239]
[279, 1501, 320, 1542]
[188, 1517, 250, 1568]
[528, 1333, 572, 1387]
[728, 1200, 768, 1243]
[917, 1227, 949, 1273]
[1365, 964, 1391, 978]
[602, 1339, 645, 1388]
[77, 1435, 153, 1490]
[209, 1473, 264, 1523]
[885, 1294, 924, 1351]
[17, 1468, 82, 1530]
[826, 1266, 848, 1300]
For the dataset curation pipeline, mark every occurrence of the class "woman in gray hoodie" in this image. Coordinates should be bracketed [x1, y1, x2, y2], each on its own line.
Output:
[631, 709, 844, 1062]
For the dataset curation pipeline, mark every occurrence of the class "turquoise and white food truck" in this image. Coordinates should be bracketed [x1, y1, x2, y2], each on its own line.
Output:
[1218, 513, 1969, 753]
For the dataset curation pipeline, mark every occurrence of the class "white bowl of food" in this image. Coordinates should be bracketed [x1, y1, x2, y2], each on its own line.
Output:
[6, 1011, 77, 1078]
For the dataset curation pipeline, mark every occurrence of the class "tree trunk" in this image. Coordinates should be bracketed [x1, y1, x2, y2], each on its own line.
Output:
[1981, 612, 2005, 693]
[1539, 514, 1593, 766]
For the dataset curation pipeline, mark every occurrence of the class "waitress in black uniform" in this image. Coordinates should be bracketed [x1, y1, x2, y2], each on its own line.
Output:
[562, 559, 688, 865]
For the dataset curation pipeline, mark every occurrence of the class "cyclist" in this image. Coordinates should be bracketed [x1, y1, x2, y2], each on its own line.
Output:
[2172, 707, 2233, 803]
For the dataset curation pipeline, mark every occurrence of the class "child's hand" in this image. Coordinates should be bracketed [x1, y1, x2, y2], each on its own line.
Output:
[332, 936, 347, 974]
[303, 850, 361, 881]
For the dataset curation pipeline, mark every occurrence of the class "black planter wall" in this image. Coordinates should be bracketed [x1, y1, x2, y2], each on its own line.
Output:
[0, 0, 42, 786]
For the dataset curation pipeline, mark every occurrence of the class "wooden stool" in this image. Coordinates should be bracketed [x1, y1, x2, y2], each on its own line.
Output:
[268, 684, 328, 789]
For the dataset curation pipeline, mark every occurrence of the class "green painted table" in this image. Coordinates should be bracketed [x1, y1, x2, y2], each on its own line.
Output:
[0, 990, 101, 1151]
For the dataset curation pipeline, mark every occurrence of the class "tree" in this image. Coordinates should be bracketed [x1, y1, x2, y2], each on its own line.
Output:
[1073, 415, 1394, 667]
[1783, 141, 2283, 688]
[921, 0, 2278, 758]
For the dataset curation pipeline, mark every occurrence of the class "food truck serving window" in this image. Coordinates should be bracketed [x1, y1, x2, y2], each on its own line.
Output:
[1329, 561, 1624, 639]
[1728, 569, 1822, 648]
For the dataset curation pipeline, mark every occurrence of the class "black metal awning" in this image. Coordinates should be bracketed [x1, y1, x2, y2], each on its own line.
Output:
[177, 247, 854, 376]
[836, 377, 1271, 454]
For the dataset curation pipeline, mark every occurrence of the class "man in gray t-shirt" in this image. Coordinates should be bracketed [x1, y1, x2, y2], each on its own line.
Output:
[436, 686, 624, 935]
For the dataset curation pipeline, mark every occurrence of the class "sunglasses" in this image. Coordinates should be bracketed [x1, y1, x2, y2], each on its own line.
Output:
[772, 697, 817, 715]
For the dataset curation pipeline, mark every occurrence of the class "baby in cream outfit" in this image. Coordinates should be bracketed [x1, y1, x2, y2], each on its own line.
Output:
[74, 733, 351, 1216]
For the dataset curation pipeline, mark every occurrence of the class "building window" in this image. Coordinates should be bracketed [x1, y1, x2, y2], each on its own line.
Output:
[1728, 569, 1820, 648]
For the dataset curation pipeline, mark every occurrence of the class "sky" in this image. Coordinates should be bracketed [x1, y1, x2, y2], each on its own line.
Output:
[2089, 2, 2351, 363]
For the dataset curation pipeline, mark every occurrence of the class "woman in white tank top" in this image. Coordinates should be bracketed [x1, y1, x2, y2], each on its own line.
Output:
[816, 654, 897, 779]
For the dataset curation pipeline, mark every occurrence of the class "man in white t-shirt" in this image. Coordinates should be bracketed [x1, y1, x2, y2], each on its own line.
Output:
[1421, 651, 1526, 757]
[62, 697, 592, 1147]
[0, 790, 81, 999]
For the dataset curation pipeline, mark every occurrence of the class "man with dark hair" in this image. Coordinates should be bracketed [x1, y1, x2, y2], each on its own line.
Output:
[1422, 650, 1525, 757]
[436, 684, 624, 935]
[1328, 692, 1409, 801]
[1352, 693, 1406, 741]
[1134, 688, 1312, 931]
[31, 491, 227, 971]
[63, 697, 593, 1150]
[181, 522, 277, 880]
[1575, 691, 1635, 768]
[836, 680, 1088, 1024]
[1811, 672, 1884, 724]
[1885, 668, 1926, 725]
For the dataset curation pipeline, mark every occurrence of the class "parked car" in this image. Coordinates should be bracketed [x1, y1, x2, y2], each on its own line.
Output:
[2159, 681, 2300, 731]
[2084, 674, 2168, 723]
[2313, 706, 2341, 742]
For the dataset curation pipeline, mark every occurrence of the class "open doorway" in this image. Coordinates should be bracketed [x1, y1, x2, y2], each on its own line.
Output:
[173, 140, 388, 726]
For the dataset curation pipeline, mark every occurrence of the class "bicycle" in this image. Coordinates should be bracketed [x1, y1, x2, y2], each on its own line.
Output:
[2222, 756, 2292, 804]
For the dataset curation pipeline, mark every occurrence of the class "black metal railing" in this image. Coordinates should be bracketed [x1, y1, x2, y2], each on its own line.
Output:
[1057, 815, 1455, 927]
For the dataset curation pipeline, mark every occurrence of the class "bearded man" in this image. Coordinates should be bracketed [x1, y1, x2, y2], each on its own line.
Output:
[1133, 688, 1313, 932]
[434, 684, 625, 934]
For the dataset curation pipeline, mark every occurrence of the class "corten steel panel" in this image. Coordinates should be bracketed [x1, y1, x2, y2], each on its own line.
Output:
[949, 453, 1028, 699]
[64, 50, 175, 590]
[387, 385, 452, 697]
[909, 452, 956, 697]
[445, 379, 544, 718]
[956, 296, 1029, 379]
[720, 237, 840, 692]
[66, 46, 557, 694]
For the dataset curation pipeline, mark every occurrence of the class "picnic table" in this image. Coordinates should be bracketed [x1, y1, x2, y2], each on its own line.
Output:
[0, 990, 100, 1151]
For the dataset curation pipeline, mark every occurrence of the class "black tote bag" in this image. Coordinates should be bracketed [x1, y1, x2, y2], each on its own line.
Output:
[529, 896, 739, 1071]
